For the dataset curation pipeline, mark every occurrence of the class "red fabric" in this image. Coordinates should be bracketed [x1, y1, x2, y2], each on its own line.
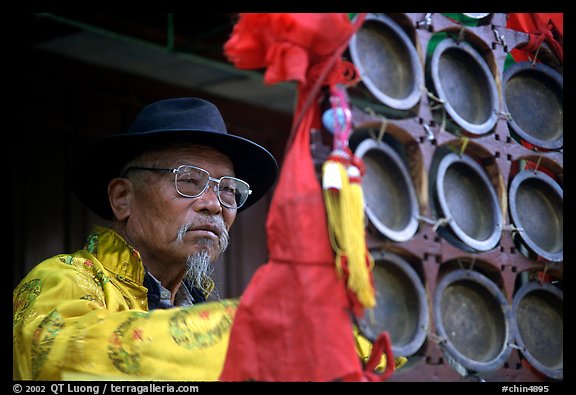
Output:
[224, 13, 355, 86]
[363, 332, 395, 382]
[219, 13, 384, 382]
[507, 13, 563, 63]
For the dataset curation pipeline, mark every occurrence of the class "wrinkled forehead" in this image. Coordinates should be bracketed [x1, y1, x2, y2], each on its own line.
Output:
[130, 143, 234, 169]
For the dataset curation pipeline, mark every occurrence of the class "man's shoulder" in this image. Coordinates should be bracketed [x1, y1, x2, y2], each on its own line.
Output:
[16, 250, 101, 287]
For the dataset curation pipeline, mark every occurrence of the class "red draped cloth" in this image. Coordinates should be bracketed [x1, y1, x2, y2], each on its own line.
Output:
[219, 13, 372, 382]
[507, 13, 563, 63]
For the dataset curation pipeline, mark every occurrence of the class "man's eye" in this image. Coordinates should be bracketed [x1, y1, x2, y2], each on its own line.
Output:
[180, 175, 202, 184]
[220, 186, 237, 194]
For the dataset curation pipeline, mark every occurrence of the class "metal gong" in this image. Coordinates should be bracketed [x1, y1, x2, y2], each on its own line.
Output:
[511, 281, 563, 380]
[427, 38, 499, 136]
[357, 251, 429, 357]
[508, 169, 563, 262]
[431, 151, 502, 252]
[433, 269, 512, 375]
[462, 13, 491, 19]
[355, 138, 419, 242]
[349, 13, 424, 111]
[502, 61, 563, 150]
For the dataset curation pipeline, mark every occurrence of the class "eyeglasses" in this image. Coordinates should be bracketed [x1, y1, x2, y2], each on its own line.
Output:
[123, 164, 252, 209]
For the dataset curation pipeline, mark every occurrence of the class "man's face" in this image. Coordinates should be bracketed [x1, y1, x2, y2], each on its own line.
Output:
[119, 144, 238, 267]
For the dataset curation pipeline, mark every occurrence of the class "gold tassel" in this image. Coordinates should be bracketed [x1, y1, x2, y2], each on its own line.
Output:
[323, 150, 375, 308]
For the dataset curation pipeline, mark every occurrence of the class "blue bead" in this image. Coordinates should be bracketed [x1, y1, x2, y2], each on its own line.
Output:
[322, 108, 347, 134]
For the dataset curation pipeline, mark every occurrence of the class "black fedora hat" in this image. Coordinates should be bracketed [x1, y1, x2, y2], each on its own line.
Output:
[70, 97, 278, 220]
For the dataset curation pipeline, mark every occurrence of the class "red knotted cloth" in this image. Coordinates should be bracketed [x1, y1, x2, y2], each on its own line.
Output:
[507, 13, 563, 63]
[219, 13, 386, 382]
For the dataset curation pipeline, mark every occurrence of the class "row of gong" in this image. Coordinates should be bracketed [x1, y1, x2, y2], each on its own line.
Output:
[347, 13, 563, 152]
[359, 249, 563, 380]
[352, 134, 563, 263]
[343, 12, 563, 381]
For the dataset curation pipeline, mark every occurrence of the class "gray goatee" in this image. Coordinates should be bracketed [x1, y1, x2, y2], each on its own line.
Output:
[185, 251, 218, 299]
[177, 218, 230, 299]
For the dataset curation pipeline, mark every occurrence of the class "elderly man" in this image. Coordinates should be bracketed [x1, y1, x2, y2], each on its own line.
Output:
[13, 98, 278, 380]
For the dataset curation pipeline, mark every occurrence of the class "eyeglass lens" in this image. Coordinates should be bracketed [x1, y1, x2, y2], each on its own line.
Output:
[175, 166, 249, 208]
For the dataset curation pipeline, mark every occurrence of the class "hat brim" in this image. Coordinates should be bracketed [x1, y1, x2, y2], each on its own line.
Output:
[70, 129, 278, 220]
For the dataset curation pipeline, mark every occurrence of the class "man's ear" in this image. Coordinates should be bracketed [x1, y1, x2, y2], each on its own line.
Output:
[108, 178, 133, 221]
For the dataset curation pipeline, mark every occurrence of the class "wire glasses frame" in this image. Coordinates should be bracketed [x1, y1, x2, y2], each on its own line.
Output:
[122, 164, 252, 209]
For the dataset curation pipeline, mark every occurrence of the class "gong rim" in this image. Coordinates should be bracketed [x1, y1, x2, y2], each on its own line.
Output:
[511, 281, 563, 380]
[433, 152, 502, 252]
[508, 169, 563, 262]
[433, 269, 512, 374]
[355, 138, 419, 242]
[429, 38, 499, 136]
[462, 13, 491, 19]
[349, 13, 424, 111]
[502, 61, 563, 150]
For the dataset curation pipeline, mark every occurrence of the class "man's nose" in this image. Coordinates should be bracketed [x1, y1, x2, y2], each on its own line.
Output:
[194, 181, 222, 212]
